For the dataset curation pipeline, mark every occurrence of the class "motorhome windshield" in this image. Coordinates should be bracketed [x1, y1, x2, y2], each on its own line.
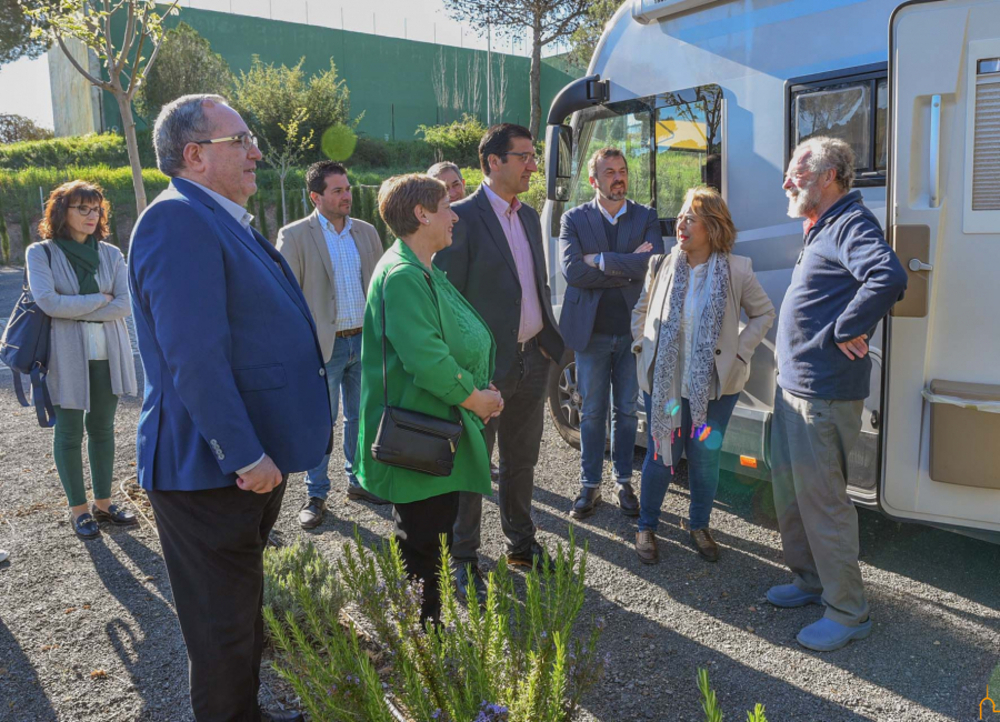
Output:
[566, 84, 723, 225]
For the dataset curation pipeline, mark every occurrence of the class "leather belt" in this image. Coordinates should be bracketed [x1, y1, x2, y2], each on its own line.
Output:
[518, 336, 539, 352]
[336, 327, 362, 338]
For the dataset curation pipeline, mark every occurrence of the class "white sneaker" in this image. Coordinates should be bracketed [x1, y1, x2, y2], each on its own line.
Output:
[0, 550, 8, 564]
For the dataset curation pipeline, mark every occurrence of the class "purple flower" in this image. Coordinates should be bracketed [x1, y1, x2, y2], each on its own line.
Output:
[431, 709, 441, 719]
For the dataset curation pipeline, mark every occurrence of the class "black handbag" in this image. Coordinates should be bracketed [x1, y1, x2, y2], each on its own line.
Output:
[0, 245, 56, 427]
[371, 263, 464, 477]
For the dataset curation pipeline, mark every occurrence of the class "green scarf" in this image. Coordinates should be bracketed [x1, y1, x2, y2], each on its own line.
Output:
[54, 236, 100, 295]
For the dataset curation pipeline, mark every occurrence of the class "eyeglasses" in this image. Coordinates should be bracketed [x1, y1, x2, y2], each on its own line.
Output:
[503, 151, 538, 164]
[194, 131, 258, 152]
[68, 204, 104, 217]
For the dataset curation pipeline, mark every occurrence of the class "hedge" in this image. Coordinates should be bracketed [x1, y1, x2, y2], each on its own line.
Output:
[0, 159, 548, 266]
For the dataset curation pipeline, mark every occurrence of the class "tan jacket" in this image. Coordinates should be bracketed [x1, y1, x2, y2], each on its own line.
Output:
[631, 248, 775, 399]
[276, 211, 384, 362]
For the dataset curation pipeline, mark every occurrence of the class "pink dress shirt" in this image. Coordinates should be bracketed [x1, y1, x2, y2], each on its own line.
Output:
[481, 182, 544, 343]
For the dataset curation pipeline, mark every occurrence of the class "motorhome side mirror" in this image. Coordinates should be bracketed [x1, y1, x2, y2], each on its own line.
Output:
[546, 123, 573, 202]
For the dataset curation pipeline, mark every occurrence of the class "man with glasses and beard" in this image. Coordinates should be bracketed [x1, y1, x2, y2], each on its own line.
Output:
[767, 136, 906, 653]
[559, 147, 662, 520]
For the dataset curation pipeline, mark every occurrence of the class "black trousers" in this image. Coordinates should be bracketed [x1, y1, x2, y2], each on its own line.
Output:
[393, 491, 460, 622]
[148, 478, 287, 722]
[452, 342, 549, 562]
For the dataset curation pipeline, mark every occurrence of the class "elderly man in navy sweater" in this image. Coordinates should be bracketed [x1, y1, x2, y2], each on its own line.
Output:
[768, 137, 907, 652]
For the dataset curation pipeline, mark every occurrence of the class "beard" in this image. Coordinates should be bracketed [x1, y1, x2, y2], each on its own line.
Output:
[599, 184, 627, 202]
[786, 182, 820, 218]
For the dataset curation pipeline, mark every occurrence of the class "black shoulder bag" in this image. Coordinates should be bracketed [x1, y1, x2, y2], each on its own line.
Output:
[371, 263, 464, 477]
[0, 245, 56, 427]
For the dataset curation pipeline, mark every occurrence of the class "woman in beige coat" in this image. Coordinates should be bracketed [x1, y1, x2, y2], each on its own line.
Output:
[631, 187, 774, 564]
[26, 181, 138, 540]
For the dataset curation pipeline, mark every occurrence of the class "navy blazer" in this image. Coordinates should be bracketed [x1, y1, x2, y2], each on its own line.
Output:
[434, 185, 565, 383]
[128, 179, 333, 491]
[558, 199, 663, 352]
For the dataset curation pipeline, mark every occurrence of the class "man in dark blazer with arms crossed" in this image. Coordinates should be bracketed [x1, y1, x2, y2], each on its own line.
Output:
[435, 123, 564, 604]
[559, 147, 663, 520]
[129, 94, 331, 722]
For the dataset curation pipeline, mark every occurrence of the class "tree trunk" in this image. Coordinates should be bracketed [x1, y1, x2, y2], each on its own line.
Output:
[115, 91, 148, 214]
[529, 17, 543, 139]
[280, 171, 288, 228]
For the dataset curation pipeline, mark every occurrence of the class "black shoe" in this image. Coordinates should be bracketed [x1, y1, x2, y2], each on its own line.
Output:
[614, 483, 640, 517]
[454, 563, 488, 606]
[262, 709, 303, 722]
[490, 463, 500, 483]
[298, 497, 326, 530]
[506, 541, 549, 570]
[569, 486, 601, 519]
[347, 485, 390, 505]
[91, 503, 137, 526]
[72, 512, 101, 540]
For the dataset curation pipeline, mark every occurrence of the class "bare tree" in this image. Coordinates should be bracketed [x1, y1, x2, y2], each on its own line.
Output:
[491, 51, 509, 122]
[466, 51, 483, 123]
[444, 0, 590, 137]
[431, 47, 449, 122]
[26, 0, 181, 214]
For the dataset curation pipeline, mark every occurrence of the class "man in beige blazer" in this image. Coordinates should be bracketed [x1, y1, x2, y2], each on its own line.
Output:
[277, 161, 386, 528]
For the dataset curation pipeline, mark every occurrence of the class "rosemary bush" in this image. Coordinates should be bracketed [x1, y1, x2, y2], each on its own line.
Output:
[698, 668, 768, 722]
[265, 529, 606, 722]
[262, 540, 346, 641]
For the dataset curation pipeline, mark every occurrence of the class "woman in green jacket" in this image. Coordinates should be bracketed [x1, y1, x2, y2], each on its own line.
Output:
[356, 174, 503, 621]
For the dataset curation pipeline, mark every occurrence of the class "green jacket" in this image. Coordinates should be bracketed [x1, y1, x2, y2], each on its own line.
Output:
[356, 240, 496, 504]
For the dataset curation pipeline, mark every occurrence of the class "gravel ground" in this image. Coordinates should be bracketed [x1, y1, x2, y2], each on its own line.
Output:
[1, 266, 999, 722]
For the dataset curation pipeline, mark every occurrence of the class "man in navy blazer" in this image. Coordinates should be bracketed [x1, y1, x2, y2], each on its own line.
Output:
[559, 147, 663, 521]
[129, 94, 330, 722]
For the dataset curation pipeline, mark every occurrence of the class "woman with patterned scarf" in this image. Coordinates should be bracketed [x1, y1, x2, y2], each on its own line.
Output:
[631, 187, 774, 563]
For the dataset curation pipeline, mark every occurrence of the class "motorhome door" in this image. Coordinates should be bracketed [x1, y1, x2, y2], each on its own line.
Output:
[882, 0, 1000, 533]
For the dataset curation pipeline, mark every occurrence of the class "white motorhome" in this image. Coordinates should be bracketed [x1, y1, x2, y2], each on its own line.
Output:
[541, 0, 1000, 539]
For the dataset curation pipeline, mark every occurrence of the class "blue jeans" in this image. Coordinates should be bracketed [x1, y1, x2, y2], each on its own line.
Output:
[575, 332, 639, 488]
[638, 391, 739, 532]
[305, 333, 362, 500]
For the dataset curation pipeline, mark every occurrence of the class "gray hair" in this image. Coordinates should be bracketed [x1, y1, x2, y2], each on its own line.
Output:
[792, 136, 855, 191]
[426, 161, 463, 180]
[153, 94, 229, 177]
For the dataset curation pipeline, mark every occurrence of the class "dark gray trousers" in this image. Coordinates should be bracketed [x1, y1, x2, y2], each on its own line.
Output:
[148, 478, 286, 722]
[452, 342, 549, 563]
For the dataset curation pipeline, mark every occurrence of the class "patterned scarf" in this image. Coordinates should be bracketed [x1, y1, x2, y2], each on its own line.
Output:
[650, 249, 730, 458]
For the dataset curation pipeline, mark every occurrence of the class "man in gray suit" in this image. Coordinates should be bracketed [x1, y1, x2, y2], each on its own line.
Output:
[559, 147, 663, 520]
[277, 161, 387, 529]
[435, 124, 565, 604]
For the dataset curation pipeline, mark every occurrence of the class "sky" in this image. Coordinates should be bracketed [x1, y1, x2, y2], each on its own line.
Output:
[0, 0, 552, 132]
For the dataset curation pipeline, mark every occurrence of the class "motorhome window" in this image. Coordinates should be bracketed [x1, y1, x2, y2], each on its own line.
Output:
[788, 65, 887, 185]
[793, 83, 872, 169]
[654, 85, 723, 219]
[566, 99, 655, 211]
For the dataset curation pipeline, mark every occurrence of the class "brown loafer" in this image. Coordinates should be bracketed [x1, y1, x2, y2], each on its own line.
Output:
[635, 530, 659, 564]
[689, 528, 720, 562]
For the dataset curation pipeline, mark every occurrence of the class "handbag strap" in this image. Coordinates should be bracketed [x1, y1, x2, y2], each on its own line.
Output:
[22, 243, 52, 293]
[30, 366, 56, 427]
[379, 261, 446, 412]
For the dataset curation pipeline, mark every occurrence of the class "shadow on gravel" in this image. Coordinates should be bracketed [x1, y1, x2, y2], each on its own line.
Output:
[83, 532, 192, 721]
[524, 458, 997, 720]
[0, 618, 58, 722]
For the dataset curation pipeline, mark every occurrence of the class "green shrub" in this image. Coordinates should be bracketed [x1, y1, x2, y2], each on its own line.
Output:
[350, 136, 437, 170]
[417, 114, 487, 169]
[0, 134, 129, 170]
[265, 529, 606, 722]
[263, 541, 346, 640]
[698, 668, 768, 722]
